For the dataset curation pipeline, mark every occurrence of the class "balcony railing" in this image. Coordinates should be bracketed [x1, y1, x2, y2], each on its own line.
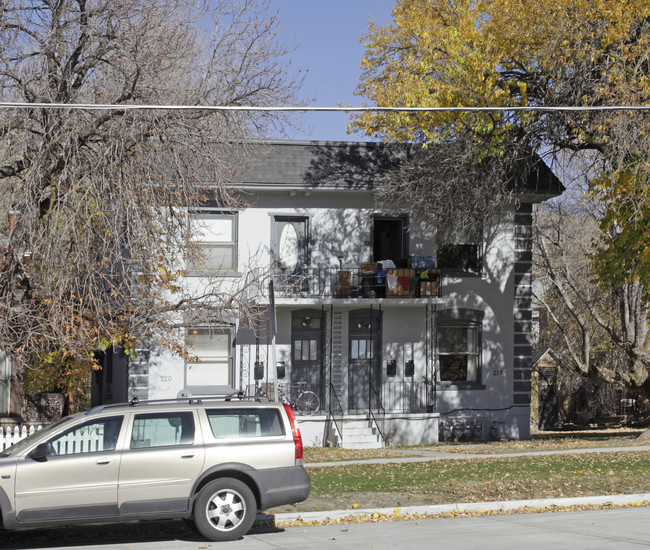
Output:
[256, 265, 442, 300]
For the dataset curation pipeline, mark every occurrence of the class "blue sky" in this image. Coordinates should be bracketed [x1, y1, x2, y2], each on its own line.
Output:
[267, 0, 396, 142]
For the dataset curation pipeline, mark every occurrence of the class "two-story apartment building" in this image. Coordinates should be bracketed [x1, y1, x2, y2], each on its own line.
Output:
[94, 140, 563, 447]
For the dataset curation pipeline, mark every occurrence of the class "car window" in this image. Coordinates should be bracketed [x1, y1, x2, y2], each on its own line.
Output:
[130, 412, 195, 448]
[0, 415, 77, 457]
[49, 416, 124, 455]
[207, 408, 284, 439]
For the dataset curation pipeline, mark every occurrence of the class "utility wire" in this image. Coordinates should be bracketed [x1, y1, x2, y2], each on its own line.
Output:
[0, 102, 649, 112]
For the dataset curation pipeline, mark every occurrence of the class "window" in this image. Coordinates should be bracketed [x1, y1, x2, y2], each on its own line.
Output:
[437, 243, 482, 274]
[186, 328, 232, 388]
[188, 212, 237, 273]
[350, 339, 374, 360]
[130, 412, 195, 448]
[272, 216, 309, 271]
[294, 339, 318, 361]
[206, 408, 284, 439]
[437, 324, 481, 383]
[50, 416, 124, 455]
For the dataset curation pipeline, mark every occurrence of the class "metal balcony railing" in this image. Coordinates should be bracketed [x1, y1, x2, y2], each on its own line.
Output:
[253, 265, 442, 300]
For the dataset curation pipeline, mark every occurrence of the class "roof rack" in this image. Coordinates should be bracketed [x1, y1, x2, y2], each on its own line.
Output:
[85, 391, 270, 414]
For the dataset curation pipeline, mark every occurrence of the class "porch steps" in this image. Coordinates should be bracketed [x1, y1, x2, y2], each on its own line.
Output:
[340, 415, 384, 449]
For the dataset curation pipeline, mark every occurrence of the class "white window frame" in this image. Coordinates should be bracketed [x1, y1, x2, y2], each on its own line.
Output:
[436, 321, 482, 386]
[435, 308, 486, 390]
[185, 327, 233, 392]
[188, 211, 238, 275]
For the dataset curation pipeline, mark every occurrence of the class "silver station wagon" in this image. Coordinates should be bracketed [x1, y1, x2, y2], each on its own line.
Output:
[0, 395, 311, 541]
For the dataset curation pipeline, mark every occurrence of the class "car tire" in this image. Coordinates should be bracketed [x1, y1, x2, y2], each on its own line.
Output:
[193, 478, 256, 541]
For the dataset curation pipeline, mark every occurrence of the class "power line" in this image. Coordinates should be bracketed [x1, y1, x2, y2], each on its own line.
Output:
[0, 101, 649, 113]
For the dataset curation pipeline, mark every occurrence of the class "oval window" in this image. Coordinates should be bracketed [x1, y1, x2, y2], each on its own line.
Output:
[278, 223, 299, 271]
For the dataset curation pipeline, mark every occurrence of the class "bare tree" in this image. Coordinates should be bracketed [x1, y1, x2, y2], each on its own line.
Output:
[533, 160, 650, 414]
[0, 0, 302, 378]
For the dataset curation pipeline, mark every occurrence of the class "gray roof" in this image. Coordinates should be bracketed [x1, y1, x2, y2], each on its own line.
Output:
[235, 140, 405, 190]
[234, 140, 563, 199]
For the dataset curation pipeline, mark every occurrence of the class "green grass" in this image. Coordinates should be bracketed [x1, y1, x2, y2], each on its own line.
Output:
[273, 435, 650, 514]
[308, 452, 650, 501]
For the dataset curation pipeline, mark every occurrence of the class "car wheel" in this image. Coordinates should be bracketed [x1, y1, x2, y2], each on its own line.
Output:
[193, 478, 256, 541]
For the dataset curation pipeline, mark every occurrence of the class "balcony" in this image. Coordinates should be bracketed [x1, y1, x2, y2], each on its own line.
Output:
[248, 264, 443, 302]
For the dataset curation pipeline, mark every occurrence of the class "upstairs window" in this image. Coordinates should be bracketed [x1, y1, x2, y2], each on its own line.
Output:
[437, 243, 482, 274]
[188, 212, 237, 274]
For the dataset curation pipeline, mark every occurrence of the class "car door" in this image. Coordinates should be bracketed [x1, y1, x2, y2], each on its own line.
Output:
[14, 415, 125, 522]
[118, 410, 205, 516]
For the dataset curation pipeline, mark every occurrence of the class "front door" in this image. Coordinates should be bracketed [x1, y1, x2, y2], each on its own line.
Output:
[290, 309, 323, 404]
[348, 310, 382, 411]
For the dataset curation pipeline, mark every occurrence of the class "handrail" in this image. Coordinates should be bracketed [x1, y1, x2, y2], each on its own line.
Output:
[326, 382, 344, 446]
[368, 382, 386, 445]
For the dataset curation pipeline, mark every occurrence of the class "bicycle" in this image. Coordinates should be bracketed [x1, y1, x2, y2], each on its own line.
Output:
[273, 264, 324, 298]
[276, 382, 320, 415]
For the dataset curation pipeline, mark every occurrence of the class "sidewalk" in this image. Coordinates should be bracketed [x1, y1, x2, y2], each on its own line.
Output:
[269, 444, 650, 525]
[306, 443, 650, 467]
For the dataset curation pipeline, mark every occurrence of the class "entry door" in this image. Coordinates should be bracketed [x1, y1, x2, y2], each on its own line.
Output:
[348, 310, 382, 411]
[290, 310, 323, 403]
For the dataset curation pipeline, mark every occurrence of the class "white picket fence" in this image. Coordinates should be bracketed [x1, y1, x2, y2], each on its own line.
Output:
[1, 424, 108, 454]
[0, 425, 43, 452]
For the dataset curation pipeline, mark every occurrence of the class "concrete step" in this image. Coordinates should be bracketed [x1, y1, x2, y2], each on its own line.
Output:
[340, 416, 384, 449]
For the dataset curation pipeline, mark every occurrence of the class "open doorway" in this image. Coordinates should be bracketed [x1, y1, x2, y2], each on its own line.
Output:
[373, 217, 408, 262]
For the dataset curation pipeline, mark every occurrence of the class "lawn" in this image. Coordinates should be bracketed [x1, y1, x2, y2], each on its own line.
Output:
[273, 431, 650, 514]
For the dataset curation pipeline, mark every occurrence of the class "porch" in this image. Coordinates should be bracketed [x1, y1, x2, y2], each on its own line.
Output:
[296, 411, 440, 449]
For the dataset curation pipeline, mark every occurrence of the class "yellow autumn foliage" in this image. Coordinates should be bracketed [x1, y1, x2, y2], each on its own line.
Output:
[352, 0, 650, 150]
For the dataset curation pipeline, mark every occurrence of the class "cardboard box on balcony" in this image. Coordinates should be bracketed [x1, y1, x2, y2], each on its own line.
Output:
[336, 271, 351, 298]
[362, 262, 379, 271]
[420, 280, 440, 298]
[386, 268, 417, 297]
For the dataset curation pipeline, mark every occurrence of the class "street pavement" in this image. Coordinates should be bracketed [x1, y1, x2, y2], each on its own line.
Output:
[3, 507, 649, 549]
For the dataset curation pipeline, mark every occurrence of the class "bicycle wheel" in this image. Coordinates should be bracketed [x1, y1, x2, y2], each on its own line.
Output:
[295, 391, 320, 415]
[300, 274, 325, 298]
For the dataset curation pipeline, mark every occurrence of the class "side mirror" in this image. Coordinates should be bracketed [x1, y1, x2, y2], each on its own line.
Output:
[29, 442, 53, 462]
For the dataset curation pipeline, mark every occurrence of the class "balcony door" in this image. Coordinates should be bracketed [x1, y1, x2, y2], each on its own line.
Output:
[373, 216, 408, 262]
[272, 216, 309, 272]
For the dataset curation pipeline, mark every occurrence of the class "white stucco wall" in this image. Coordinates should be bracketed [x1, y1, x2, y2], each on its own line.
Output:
[145, 190, 525, 443]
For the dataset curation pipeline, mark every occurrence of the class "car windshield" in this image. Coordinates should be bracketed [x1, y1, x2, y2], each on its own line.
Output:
[0, 415, 77, 457]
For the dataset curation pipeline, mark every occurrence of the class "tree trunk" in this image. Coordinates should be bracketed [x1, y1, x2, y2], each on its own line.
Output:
[638, 428, 650, 440]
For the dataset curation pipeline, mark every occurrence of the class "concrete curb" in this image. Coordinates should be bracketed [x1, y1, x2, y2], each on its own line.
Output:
[261, 493, 650, 524]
